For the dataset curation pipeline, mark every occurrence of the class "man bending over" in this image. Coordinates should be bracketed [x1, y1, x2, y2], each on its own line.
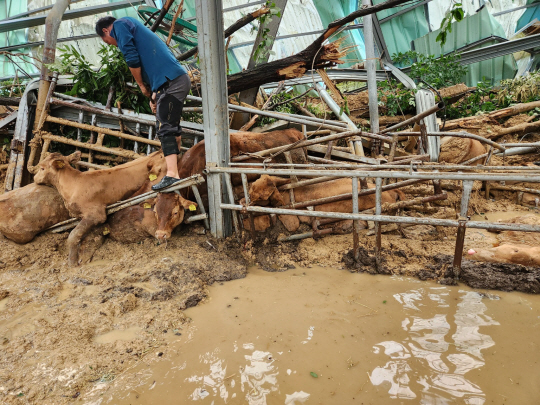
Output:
[96, 16, 190, 191]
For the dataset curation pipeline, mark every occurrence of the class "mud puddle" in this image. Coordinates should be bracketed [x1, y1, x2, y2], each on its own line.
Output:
[87, 266, 540, 404]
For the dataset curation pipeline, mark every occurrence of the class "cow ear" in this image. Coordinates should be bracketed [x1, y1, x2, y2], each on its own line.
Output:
[52, 160, 66, 169]
[67, 151, 81, 164]
[178, 195, 197, 210]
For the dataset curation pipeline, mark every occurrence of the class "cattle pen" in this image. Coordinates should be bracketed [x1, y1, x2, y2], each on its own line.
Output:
[2, 0, 540, 403]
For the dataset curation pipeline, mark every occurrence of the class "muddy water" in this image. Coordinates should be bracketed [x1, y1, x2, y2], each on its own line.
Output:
[91, 266, 540, 405]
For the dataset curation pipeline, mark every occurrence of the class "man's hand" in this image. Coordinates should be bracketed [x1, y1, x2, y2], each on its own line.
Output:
[140, 84, 152, 98]
[150, 92, 157, 114]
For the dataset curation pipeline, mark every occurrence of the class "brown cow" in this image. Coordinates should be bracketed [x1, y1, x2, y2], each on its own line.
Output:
[33, 150, 167, 266]
[469, 245, 540, 267]
[178, 129, 306, 185]
[0, 183, 70, 244]
[243, 175, 405, 233]
[108, 191, 196, 243]
[150, 129, 307, 236]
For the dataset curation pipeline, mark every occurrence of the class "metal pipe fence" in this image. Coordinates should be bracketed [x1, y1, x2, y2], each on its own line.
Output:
[209, 165, 540, 279]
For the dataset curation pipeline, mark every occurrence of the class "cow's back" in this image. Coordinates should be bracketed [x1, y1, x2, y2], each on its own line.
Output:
[0, 184, 70, 244]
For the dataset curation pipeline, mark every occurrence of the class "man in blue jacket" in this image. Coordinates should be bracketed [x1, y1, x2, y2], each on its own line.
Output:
[96, 16, 190, 191]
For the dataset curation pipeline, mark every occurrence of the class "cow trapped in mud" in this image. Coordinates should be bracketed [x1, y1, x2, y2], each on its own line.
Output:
[33, 150, 167, 266]
[0, 183, 71, 244]
[108, 190, 197, 243]
[242, 175, 406, 233]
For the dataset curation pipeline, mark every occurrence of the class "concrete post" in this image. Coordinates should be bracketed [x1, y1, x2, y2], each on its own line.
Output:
[195, 0, 231, 237]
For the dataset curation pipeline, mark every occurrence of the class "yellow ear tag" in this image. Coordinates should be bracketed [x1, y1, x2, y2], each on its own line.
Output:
[103, 227, 110, 235]
[143, 202, 152, 209]
[149, 174, 158, 181]
[189, 204, 197, 211]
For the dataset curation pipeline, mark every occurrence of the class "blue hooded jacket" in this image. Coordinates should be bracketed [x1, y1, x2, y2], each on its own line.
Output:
[111, 17, 187, 92]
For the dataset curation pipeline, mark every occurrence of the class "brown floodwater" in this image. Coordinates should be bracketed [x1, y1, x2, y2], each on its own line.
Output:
[86, 266, 540, 405]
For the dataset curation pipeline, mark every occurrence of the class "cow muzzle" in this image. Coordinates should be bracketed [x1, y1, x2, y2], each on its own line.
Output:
[155, 229, 171, 241]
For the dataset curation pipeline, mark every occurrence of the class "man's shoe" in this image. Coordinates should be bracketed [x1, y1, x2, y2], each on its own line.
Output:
[152, 176, 182, 191]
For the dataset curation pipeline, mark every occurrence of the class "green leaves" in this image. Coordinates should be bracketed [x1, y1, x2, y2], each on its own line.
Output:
[310, 372, 318, 378]
[251, 1, 282, 64]
[393, 51, 467, 90]
[56, 44, 151, 114]
[436, 2, 465, 46]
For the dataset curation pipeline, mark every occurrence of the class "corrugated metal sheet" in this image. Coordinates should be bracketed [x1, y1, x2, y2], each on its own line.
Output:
[372, 0, 430, 59]
[413, 8, 517, 86]
[516, 0, 540, 31]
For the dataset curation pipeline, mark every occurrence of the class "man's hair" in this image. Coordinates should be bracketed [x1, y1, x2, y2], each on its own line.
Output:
[95, 16, 117, 37]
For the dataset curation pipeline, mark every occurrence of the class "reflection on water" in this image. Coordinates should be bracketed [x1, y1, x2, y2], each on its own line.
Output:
[370, 287, 499, 404]
[91, 267, 540, 405]
[183, 339, 294, 405]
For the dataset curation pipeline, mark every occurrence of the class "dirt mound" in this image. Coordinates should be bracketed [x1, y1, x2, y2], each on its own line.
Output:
[420, 254, 540, 293]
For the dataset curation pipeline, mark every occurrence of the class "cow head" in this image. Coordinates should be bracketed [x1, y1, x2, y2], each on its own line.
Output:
[34, 151, 81, 185]
[153, 192, 197, 241]
[244, 175, 285, 206]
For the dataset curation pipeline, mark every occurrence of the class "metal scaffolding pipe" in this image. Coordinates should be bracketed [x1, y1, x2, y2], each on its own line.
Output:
[207, 167, 540, 182]
[220, 203, 540, 233]
[362, 0, 380, 150]
[381, 103, 444, 134]
[41, 133, 144, 159]
[45, 116, 161, 146]
[392, 131, 507, 152]
[34, 0, 71, 132]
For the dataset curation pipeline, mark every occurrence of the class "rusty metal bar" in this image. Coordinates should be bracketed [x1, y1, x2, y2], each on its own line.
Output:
[41, 133, 143, 159]
[392, 131, 506, 152]
[36, 71, 58, 130]
[375, 177, 383, 271]
[278, 179, 427, 210]
[224, 173, 240, 236]
[45, 116, 161, 146]
[453, 180, 474, 280]
[190, 184, 210, 230]
[241, 173, 257, 238]
[381, 102, 444, 134]
[352, 177, 360, 261]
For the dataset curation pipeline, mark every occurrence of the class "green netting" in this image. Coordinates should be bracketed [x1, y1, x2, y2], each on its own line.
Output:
[0, 0, 39, 78]
[313, 0, 364, 66]
[371, 0, 429, 59]
[516, 0, 540, 32]
[413, 8, 517, 86]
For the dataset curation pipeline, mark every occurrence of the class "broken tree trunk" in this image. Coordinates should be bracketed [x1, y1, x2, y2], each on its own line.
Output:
[150, 0, 174, 32]
[177, 6, 271, 62]
[444, 100, 540, 130]
[195, 0, 412, 95]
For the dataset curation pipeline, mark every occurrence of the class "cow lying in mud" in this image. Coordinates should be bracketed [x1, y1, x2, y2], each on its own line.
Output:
[0, 183, 71, 244]
[240, 175, 405, 233]
[108, 184, 196, 243]
[110, 129, 307, 243]
[33, 150, 167, 266]
[31, 129, 306, 264]
[468, 215, 540, 267]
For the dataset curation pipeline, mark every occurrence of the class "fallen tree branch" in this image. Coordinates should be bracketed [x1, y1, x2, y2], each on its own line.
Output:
[191, 0, 411, 94]
[444, 100, 540, 130]
[486, 118, 540, 140]
[177, 6, 271, 62]
[150, 0, 174, 32]
[166, 0, 184, 46]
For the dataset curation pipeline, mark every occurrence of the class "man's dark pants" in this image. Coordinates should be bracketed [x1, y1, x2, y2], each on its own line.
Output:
[155, 73, 191, 156]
